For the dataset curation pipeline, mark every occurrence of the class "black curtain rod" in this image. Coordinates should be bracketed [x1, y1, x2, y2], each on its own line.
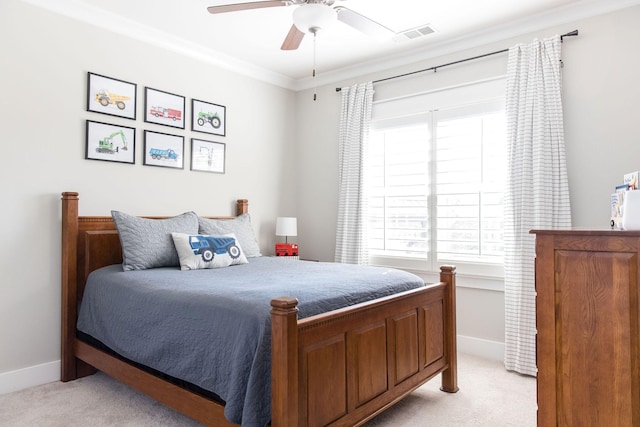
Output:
[336, 29, 579, 92]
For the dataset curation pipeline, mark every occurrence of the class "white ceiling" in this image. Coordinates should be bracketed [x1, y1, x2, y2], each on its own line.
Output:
[20, 0, 640, 90]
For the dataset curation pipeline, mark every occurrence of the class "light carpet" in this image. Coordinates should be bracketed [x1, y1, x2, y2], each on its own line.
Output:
[0, 353, 536, 426]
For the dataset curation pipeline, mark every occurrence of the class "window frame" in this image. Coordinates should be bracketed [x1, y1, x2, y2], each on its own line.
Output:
[368, 77, 506, 279]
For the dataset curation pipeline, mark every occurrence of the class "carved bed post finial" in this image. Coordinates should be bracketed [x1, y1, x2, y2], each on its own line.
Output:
[237, 199, 249, 216]
[270, 297, 299, 427]
[439, 265, 459, 393]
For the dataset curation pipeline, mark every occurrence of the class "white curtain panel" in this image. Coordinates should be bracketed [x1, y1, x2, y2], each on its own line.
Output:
[504, 35, 572, 376]
[335, 82, 374, 264]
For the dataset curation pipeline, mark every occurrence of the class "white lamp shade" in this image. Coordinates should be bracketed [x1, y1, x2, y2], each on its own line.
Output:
[276, 217, 297, 237]
[292, 3, 337, 34]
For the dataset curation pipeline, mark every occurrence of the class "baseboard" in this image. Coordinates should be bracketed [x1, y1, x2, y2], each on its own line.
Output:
[0, 360, 60, 395]
[457, 334, 504, 362]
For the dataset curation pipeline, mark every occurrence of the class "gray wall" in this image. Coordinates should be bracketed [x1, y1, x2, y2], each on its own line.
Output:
[0, 0, 297, 386]
[294, 5, 640, 357]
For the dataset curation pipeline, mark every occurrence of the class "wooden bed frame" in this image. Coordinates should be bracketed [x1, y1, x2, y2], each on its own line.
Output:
[60, 191, 458, 426]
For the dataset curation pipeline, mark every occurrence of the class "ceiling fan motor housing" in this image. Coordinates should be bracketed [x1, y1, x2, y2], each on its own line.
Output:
[293, 3, 337, 33]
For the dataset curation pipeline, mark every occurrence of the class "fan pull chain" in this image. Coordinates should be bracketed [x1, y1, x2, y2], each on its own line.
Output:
[312, 30, 317, 101]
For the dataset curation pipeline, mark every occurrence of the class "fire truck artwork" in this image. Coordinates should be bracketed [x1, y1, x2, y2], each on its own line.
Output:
[149, 106, 182, 121]
[275, 243, 298, 257]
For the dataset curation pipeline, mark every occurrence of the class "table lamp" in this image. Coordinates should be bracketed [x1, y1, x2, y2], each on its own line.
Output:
[275, 217, 298, 257]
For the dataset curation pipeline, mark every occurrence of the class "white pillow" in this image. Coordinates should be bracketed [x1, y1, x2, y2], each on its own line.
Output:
[171, 232, 248, 270]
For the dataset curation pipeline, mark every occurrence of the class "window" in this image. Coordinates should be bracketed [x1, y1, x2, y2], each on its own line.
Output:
[367, 79, 506, 276]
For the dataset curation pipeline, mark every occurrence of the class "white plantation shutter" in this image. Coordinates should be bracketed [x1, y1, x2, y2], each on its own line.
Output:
[368, 84, 506, 275]
[435, 105, 506, 265]
[368, 121, 430, 259]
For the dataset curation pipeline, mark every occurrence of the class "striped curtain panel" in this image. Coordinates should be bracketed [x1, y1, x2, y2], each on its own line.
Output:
[504, 36, 572, 376]
[335, 82, 374, 264]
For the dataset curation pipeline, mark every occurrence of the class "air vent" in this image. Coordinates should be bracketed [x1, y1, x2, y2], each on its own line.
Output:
[393, 24, 435, 42]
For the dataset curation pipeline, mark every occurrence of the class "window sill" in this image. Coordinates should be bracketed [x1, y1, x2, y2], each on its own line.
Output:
[368, 256, 504, 292]
[409, 269, 505, 292]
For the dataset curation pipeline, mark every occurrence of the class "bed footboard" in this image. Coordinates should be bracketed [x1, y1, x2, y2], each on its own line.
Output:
[271, 266, 458, 427]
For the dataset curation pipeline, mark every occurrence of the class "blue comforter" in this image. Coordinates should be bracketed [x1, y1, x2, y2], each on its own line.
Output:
[77, 257, 424, 426]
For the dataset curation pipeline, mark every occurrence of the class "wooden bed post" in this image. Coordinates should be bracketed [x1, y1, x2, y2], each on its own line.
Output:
[270, 297, 299, 427]
[61, 192, 79, 382]
[237, 199, 248, 216]
[439, 265, 459, 393]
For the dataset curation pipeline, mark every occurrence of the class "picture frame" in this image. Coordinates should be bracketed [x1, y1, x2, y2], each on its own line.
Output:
[85, 120, 135, 164]
[87, 72, 137, 120]
[191, 139, 225, 174]
[192, 99, 226, 136]
[144, 87, 185, 129]
[143, 130, 184, 169]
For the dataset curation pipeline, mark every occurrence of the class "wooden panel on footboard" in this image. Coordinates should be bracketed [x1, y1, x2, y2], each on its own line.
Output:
[271, 266, 458, 427]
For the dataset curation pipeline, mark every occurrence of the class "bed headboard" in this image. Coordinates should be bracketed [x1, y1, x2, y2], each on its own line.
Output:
[60, 191, 248, 380]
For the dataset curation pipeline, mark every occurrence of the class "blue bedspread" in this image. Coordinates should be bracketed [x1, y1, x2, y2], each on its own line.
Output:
[77, 257, 424, 426]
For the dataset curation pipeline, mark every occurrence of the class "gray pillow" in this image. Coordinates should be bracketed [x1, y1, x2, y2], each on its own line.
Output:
[198, 213, 262, 258]
[112, 210, 199, 271]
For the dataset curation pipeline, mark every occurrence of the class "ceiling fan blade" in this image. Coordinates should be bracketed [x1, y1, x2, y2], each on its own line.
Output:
[281, 24, 305, 50]
[207, 1, 289, 14]
[334, 6, 394, 40]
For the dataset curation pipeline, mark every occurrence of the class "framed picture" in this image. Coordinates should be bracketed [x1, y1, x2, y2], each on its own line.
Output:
[85, 120, 135, 164]
[143, 130, 184, 169]
[191, 139, 225, 174]
[87, 72, 136, 120]
[144, 87, 185, 129]
[192, 99, 226, 136]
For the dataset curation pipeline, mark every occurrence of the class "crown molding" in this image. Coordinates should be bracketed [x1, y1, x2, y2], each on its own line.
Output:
[295, 0, 640, 91]
[19, 0, 298, 90]
[19, 0, 640, 92]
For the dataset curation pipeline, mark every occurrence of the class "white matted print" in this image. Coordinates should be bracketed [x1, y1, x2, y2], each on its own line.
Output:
[85, 120, 135, 164]
[143, 130, 184, 169]
[144, 87, 185, 129]
[87, 72, 136, 120]
[191, 139, 225, 174]
[192, 99, 226, 136]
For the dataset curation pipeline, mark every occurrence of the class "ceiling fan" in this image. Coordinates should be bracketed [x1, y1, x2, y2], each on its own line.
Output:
[207, 0, 395, 50]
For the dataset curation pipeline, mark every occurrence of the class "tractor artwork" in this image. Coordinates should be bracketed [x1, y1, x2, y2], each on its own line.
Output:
[196, 111, 222, 129]
[95, 89, 131, 110]
[96, 130, 128, 154]
[188, 235, 241, 262]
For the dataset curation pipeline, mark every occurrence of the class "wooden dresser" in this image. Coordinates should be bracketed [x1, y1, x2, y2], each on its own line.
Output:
[531, 229, 640, 427]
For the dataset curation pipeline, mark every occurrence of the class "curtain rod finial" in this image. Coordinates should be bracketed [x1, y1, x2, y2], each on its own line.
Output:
[561, 29, 579, 42]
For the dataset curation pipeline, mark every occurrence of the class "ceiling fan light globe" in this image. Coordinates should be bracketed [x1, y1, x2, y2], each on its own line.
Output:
[292, 3, 336, 34]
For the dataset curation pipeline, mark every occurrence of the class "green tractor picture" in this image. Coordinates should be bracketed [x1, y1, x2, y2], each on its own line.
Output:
[197, 111, 221, 129]
[96, 130, 128, 154]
